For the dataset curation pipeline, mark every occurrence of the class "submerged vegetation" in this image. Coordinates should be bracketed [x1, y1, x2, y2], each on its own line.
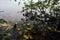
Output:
[0, 0, 60, 40]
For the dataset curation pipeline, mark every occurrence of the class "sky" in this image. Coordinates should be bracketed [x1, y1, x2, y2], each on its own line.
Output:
[0, 0, 38, 23]
[0, 0, 24, 23]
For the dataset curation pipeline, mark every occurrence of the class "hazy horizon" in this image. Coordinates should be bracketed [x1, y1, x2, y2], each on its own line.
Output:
[0, 0, 24, 23]
[0, 0, 38, 23]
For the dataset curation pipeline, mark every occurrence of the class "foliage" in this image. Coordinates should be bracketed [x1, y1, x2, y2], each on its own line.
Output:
[0, 19, 7, 23]
[21, 0, 60, 31]
[20, 0, 60, 40]
[1, 0, 60, 40]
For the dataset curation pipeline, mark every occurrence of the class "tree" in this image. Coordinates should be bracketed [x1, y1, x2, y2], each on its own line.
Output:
[13, 0, 60, 40]
[21, 0, 60, 31]
[21, 0, 60, 40]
